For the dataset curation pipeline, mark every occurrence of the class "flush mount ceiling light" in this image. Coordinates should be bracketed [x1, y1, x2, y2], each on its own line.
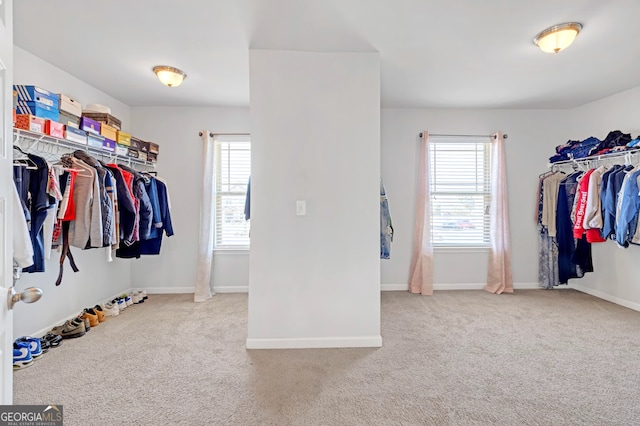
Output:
[534, 22, 583, 53]
[153, 65, 187, 87]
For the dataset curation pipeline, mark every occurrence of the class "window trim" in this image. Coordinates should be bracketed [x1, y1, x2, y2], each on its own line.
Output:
[213, 135, 251, 249]
[429, 137, 492, 248]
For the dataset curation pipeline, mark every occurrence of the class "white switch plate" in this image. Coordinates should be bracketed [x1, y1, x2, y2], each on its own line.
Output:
[296, 200, 306, 216]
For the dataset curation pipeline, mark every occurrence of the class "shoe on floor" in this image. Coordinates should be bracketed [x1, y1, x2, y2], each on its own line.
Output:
[116, 298, 126, 311]
[73, 315, 91, 332]
[81, 308, 100, 327]
[51, 320, 86, 339]
[103, 302, 119, 317]
[13, 345, 33, 370]
[14, 337, 43, 359]
[92, 305, 106, 322]
[124, 295, 133, 307]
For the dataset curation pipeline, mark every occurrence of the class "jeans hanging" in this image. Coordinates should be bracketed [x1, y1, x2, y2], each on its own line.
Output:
[380, 178, 393, 259]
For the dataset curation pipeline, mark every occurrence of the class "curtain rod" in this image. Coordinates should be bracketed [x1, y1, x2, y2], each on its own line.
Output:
[198, 132, 251, 137]
[419, 133, 508, 139]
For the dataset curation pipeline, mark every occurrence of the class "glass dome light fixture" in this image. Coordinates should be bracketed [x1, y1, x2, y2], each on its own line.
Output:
[533, 22, 583, 53]
[153, 65, 187, 87]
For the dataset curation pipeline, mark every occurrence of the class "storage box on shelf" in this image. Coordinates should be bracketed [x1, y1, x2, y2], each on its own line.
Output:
[87, 133, 105, 149]
[102, 138, 116, 153]
[16, 101, 59, 122]
[100, 123, 117, 140]
[59, 111, 80, 128]
[15, 114, 46, 133]
[80, 116, 101, 135]
[65, 126, 87, 144]
[58, 94, 82, 117]
[116, 131, 131, 146]
[81, 112, 121, 130]
[14, 85, 59, 109]
[44, 120, 64, 138]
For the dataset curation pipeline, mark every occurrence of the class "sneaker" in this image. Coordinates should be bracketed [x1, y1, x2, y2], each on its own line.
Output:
[92, 305, 106, 322]
[15, 337, 43, 359]
[116, 298, 126, 311]
[13, 345, 33, 369]
[81, 309, 100, 327]
[103, 302, 119, 317]
[132, 292, 142, 304]
[125, 295, 133, 307]
[51, 320, 86, 339]
[141, 290, 148, 301]
[74, 315, 91, 332]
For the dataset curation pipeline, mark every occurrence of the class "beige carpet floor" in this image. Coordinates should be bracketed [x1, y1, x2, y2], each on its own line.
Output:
[13, 289, 640, 425]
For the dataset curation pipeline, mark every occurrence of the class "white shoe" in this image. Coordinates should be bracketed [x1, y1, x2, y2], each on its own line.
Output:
[131, 292, 141, 304]
[141, 290, 148, 300]
[103, 302, 119, 317]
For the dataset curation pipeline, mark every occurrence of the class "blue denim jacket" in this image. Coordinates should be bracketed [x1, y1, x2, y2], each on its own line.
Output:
[380, 178, 393, 259]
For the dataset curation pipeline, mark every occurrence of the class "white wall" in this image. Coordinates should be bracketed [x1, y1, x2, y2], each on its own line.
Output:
[247, 50, 381, 349]
[130, 106, 251, 292]
[14, 47, 131, 130]
[381, 108, 571, 289]
[567, 85, 640, 308]
[13, 47, 133, 337]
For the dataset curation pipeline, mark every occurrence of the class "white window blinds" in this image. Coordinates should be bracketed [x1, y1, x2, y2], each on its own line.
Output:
[214, 136, 251, 248]
[429, 137, 491, 247]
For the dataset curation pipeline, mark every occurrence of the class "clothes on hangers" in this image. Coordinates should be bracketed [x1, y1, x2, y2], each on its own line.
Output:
[12, 145, 175, 283]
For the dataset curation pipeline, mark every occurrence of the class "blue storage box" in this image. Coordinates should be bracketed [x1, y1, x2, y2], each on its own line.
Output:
[17, 101, 59, 122]
[64, 126, 88, 145]
[87, 133, 105, 149]
[14, 85, 59, 110]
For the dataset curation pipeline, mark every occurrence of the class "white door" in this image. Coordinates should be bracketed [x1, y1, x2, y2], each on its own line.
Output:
[0, 0, 13, 405]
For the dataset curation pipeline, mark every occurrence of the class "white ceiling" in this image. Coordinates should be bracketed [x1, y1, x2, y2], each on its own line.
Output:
[13, 0, 640, 109]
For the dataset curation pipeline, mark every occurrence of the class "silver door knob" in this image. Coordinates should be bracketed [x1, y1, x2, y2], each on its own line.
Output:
[7, 286, 42, 310]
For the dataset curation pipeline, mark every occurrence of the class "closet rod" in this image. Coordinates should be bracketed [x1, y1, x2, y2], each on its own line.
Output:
[198, 132, 250, 137]
[419, 133, 508, 139]
[549, 149, 639, 168]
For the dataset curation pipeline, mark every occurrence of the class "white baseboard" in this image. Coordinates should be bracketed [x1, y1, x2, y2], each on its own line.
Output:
[139, 287, 195, 294]
[213, 286, 248, 293]
[246, 335, 382, 349]
[381, 282, 540, 291]
[569, 283, 640, 312]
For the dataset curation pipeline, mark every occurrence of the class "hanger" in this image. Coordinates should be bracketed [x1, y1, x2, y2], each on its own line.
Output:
[13, 146, 39, 169]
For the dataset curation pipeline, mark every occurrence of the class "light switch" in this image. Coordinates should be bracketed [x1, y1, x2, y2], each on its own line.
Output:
[296, 200, 306, 216]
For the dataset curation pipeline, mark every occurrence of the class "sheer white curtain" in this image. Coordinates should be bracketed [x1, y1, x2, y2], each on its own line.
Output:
[485, 132, 514, 294]
[409, 132, 434, 295]
[194, 131, 216, 302]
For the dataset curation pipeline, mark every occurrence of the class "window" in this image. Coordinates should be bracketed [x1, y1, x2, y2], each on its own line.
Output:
[429, 136, 491, 247]
[214, 136, 251, 248]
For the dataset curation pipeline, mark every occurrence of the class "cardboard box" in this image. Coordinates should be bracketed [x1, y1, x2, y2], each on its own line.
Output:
[138, 151, 148, 161]
[15, 114, 46, 133]
[115, 145, 128, 157]
[80, 116, 101, 135]
[59, 94, 82, 117]
[139, 141, 150, 153]
[45, 120, 65, 138]
[100, 123, 117, 140]
[126, 148, 139, 158]
[59, 110, 80, 128]
[130, 137, 144, 150]
[17, 101, 59, 122]
[116, 131, 131, 146]
[87, 133, 105, 149]
[148, 142, 159, 154]
[14, 85, 59, 109]
[81, 112, 121, 130]
[64, 126, 88, 145]
[148, 152, 158, 163]
[102, 138, 116, 152]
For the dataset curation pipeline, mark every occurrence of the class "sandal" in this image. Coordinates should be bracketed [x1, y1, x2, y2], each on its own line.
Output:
[42, 333, 63, 349]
